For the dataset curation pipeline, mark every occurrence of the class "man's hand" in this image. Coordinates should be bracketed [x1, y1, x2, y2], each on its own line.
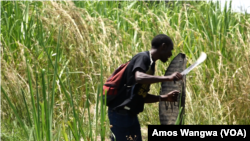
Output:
[160, 90, 180, 102]
[168, 72, 183, 81]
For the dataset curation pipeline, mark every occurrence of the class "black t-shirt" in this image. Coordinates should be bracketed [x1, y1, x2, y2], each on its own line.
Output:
[108, 51, 155, 115]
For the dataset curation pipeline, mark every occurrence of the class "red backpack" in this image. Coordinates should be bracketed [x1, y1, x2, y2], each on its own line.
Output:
[102, 61, 130, 105]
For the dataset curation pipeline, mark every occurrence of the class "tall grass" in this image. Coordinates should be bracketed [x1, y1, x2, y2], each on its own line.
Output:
[1, 0, 250, 140]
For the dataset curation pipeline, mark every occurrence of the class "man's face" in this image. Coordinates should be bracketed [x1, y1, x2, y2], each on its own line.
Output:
[159, 44, 173, 63]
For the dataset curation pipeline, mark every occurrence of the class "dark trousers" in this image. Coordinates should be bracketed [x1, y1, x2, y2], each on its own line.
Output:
[108, 108, 142, 141]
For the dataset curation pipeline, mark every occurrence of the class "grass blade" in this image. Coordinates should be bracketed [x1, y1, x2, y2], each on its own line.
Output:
[1, 86, 29, 138]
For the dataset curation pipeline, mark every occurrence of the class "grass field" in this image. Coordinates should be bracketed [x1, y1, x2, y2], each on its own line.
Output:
[1, 1, 250, 140]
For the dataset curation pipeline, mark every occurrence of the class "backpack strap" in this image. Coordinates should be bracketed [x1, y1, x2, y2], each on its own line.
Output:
[112, 84, 137, 111]
[148, 50, 153, 67]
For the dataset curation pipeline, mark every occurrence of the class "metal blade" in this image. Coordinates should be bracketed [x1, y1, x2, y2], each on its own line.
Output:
[181, 52, 207, 75]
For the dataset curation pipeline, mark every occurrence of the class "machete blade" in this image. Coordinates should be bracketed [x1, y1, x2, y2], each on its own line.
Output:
[181, 52, 207, 75]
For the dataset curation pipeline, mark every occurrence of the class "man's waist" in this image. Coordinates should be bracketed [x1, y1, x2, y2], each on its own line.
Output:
[109, 106, 136, 116]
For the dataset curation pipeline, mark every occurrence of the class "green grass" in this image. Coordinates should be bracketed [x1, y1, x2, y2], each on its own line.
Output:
[1, 0, 250, 140]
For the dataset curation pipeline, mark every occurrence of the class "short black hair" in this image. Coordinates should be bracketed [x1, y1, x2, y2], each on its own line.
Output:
[151, 34, 173, 49]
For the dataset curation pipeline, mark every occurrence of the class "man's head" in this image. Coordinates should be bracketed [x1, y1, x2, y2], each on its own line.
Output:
[151, 34, 174, 63]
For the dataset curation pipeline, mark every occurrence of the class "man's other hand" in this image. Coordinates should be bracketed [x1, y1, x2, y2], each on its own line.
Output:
[160, 90, 180, 102]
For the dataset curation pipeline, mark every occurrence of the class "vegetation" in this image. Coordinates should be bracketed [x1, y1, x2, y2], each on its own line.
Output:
[1, 1, 250, 140]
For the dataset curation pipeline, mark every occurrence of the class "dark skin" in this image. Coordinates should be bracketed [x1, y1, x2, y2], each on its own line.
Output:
[135, 43, 183, 103]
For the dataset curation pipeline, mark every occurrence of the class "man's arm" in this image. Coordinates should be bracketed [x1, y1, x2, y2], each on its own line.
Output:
[134, 68, 183, 84]
[144, 94, 160, 103]
[144, 90, 180, 103]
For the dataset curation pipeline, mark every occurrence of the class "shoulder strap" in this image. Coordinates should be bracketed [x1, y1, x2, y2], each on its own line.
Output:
[148, 51, 153, 67]
[143, 51, 153, 69]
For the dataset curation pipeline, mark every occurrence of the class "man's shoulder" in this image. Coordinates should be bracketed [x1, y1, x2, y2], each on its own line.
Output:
[136, 51, 148, 56]
[129, 51, 151, 69]
[132, 51, 149, 60]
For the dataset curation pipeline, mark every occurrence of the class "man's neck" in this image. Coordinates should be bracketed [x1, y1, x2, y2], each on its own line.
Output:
[149, 49, 159, 62]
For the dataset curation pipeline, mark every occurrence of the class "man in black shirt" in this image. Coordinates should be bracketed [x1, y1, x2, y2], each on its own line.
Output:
[108, 34, 183, 141]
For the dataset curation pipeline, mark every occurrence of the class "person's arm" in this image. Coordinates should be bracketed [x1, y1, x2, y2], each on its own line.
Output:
[134, 68, 183, 84]
[144, 90, 180, 103]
